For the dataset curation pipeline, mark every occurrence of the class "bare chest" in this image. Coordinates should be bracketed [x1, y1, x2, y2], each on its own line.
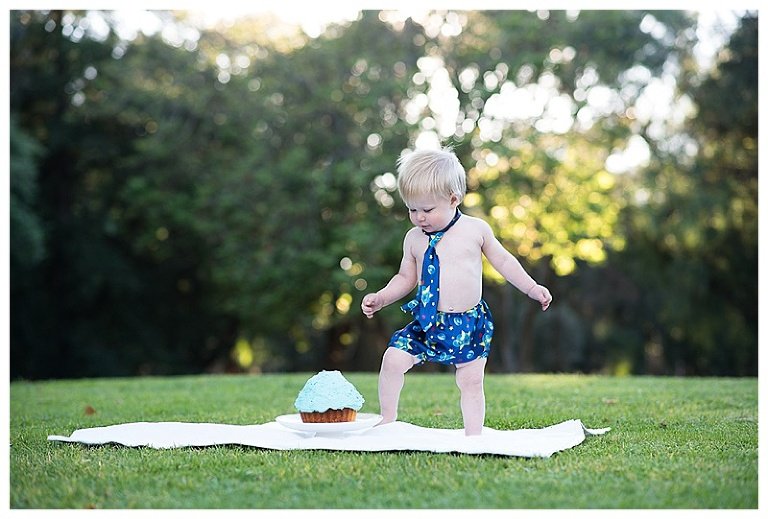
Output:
[412, 231, 483, 274]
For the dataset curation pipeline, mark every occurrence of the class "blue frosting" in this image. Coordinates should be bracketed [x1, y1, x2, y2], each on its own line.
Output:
[294, 370, 365, 413]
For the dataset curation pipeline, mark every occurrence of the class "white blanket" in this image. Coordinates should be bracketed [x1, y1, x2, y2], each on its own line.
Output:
[48, 419, 609, 458]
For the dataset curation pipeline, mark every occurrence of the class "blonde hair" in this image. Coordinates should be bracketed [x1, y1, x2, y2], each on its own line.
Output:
[396, 148, 467, 206]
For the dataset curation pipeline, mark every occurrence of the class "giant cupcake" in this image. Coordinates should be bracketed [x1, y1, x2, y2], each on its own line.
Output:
[294, 370, 365, 423]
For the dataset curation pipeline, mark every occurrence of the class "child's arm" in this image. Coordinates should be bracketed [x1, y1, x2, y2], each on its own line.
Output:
[480, 221, 552, 311]
[362, 229, 419, 318]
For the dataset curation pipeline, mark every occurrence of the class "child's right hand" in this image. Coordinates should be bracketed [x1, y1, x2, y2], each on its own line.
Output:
[361, 293, 383, 318]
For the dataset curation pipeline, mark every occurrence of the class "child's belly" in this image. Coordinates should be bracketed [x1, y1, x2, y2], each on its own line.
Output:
[435, 267, 483, 313]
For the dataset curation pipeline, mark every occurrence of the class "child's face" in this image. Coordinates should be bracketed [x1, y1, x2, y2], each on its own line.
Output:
[405, 194, 459, 233]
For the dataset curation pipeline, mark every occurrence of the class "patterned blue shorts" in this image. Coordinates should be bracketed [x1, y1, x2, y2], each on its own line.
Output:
[388, 300, 494, 365]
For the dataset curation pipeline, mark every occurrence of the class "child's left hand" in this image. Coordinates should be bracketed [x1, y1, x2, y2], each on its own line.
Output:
[527, 284, 552, 311]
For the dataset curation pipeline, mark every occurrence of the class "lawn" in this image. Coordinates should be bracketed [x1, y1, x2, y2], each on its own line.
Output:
[9, 373, 758, 508]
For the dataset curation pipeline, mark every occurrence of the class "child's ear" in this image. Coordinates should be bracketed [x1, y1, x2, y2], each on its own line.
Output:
[450, 194, 460, 206]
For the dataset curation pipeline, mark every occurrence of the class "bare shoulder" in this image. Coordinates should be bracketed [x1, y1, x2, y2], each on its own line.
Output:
[458, 214, 497, 250]
[404, 226, 422, 242]
[460, 213, 494, 235]
[402, 226, 423, 254]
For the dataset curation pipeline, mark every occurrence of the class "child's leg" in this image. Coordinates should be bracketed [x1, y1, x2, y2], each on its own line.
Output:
[378, 347, 418, 424]
[455, 357, 487, 436]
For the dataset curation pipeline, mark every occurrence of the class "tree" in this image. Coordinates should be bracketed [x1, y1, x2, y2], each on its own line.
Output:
[394, 10, 698, 371]
[613, 13, 757, 375]
[10, 9, 755, 378]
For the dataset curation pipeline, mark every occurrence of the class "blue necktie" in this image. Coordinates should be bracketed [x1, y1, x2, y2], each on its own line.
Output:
[402, 209, 462, 331]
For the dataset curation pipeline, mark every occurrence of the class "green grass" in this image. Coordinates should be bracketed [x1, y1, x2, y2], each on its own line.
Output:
[10, 373, 757, 509]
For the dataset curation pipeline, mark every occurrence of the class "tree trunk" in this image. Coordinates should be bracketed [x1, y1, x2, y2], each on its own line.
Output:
[497, 283, 518, 372]
[518, 303, 537, 372]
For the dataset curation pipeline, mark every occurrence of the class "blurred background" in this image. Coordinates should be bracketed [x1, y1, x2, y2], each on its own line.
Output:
[9, 9, 757, 379]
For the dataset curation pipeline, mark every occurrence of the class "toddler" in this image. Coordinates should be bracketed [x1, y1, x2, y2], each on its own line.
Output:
[362, 148, 552, 435]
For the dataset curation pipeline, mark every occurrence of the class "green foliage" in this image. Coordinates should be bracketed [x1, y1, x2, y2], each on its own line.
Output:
[9, 10, 757, 377]
[609, 14, 758, 375]
[10, 374, 758, 508]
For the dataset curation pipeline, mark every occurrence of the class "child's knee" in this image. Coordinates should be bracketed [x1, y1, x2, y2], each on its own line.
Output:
[456, 373, 483, 393]
[455, 362, 485, 392]
[380, 347, 417, 375]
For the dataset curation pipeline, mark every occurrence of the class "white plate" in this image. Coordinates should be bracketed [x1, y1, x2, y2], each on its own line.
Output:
[276, 413, 383, 433]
